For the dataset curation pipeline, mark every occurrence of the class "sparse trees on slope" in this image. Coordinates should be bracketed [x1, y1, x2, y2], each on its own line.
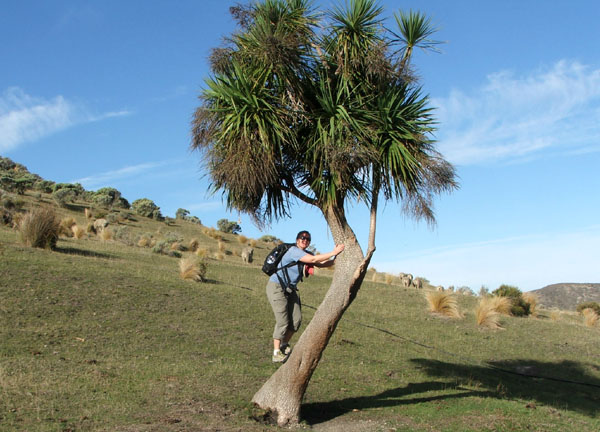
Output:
[191, 0, 457, 425]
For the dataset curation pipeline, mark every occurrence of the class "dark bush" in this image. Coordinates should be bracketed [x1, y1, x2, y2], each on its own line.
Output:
[492, 284, 531, 317]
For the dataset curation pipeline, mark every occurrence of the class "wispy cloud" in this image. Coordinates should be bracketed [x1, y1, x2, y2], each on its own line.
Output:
[434, 60, 600, 165]
[72, 161, 172, 189]
[0, 87, 131, 152]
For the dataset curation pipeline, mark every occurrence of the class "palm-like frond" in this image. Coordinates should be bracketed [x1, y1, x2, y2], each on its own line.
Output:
[392, 10, 441, 65]
[191, 0, 457, 226]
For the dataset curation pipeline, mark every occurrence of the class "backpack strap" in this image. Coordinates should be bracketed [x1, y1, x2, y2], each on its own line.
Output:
[275, 260, 299, 295]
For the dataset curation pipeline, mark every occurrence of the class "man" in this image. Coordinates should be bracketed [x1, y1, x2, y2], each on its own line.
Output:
[266, 230, 345, 362]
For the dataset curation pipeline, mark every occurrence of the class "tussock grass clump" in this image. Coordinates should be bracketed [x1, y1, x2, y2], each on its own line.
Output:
[582, 308, 598, 327]
[550, 309, 561, 321]
[196, 247, 208, 259]
[522, 292, 538, 316]
[249, 239, 257, 248]
[488, 296, 512, 316]
[475, 297, 503, 329]
[237, 235, 248, 245]
[218, 240, 225, 252]
[71, 224, 85, 239]
[100, 228, 113, 241]
[59, 217, 77, 237]
[188, 238, 199, 252]
[384, 273, 394, 285]
[137, 235, 152, 248]
[84, 208, 92, 219]
[425, 291, 462, 319]
[18, 207, 60, 249]
[179, 256, 207, 282]
[214, 252, 225, 261]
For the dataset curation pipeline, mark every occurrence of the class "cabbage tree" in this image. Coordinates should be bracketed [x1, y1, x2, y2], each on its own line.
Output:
[191, 0, 457, 425]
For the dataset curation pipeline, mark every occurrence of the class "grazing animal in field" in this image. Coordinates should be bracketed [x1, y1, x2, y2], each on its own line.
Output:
[414, 277, 423, 289]
[436, 285, 444, 292]
[241, 247, 254, 264]
[402, 274, 413, 288]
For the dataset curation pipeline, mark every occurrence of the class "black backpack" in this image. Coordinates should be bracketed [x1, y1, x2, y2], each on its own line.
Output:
[262, 243, 295, 276]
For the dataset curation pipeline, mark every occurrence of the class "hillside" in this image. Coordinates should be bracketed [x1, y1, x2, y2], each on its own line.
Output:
[1, 184, 599, 431]
[532, 283, 600, 311]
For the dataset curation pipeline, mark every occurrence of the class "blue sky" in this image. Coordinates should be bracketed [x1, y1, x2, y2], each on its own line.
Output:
[2, 0, 599, 291]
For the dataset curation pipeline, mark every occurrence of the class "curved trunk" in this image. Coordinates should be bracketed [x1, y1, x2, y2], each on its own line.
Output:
[251, 207, 373, 426]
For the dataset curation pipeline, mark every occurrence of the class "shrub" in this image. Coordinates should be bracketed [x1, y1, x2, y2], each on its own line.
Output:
[90, 187, 129, 209]
[582, 308, 598, 327]
[475, 298, 503, 329]
[492, 284, 531, 317]
[18, 207, 60, 249]
[425, 291, 462, 319]
[238, 235, 248, 245]
[113, 226, 133, 246]
[152, 241, 182, 258]
[131, 198, 163, 220]
[576, 302, 600, 315]
[179, 256, 208, 282]
[217, 218, 241, 234]
[52, 188, 76, 207]
[175, 208, 190, 220]
[259, 235, 279, 243]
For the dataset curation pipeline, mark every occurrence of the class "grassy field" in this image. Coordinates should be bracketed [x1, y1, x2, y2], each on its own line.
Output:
[1, 195, 599, 431]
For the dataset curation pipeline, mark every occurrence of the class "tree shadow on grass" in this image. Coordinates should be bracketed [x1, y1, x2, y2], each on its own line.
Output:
[302, 358, 600, 425]
[54, 246, 116, 259]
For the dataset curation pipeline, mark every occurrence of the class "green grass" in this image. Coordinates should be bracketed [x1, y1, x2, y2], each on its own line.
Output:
[1, 194, 599, 431]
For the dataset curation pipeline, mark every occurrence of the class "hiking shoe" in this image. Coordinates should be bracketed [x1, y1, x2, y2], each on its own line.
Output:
[281, 344, 292, 355]
[272, 350, 287, 363]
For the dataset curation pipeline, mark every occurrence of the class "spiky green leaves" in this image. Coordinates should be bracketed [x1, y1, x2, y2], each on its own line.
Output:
[191, 0, 457, 226]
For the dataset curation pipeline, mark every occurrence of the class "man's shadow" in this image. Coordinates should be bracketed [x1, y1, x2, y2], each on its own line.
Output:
[302, 358, 600, 425]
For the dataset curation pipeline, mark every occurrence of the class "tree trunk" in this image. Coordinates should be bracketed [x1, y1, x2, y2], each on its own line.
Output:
[251, 207, 372, 426]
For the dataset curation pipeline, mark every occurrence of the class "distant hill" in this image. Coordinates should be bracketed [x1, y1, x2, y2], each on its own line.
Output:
[531, 283, 600, 311]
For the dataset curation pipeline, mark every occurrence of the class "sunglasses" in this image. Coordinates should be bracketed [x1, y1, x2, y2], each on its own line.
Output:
[299, 236, 311, 241]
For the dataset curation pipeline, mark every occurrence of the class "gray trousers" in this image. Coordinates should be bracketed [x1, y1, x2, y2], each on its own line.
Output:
[266, 280, 302, 340]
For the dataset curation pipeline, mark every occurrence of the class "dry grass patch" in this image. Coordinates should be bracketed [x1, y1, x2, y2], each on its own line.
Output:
[522, 292, 538, 316]
[179, 256, 207, 282]
[475, 297, 503, 329]
[196, 248, 208, 259]
[488, 296, 512, 316]
[59, 217, 77, 237]
[18, 207, 60, 249]
[214, 252, 225, 261]
[237, 235, 248, 245]
[71, 224, 86, 239]
[582, 308, 598, 327]
[138, 235, 152, 248]
[188, 238, 199, 252]
[100, 228, 113, 241]
[385, 273, 394, 285]
[425, 291, 462, 319]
